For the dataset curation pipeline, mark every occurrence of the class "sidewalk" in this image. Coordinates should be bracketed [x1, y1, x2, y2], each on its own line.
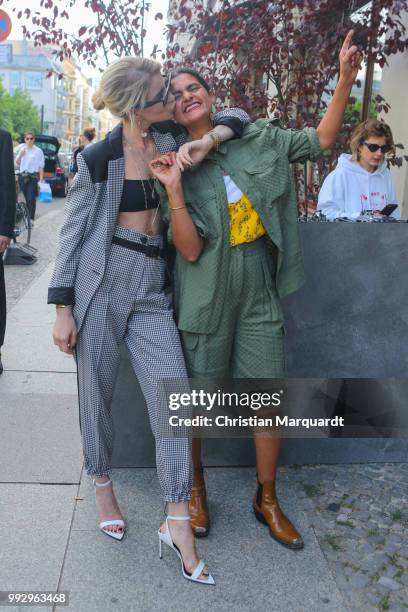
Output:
[1, 230, 407, 611]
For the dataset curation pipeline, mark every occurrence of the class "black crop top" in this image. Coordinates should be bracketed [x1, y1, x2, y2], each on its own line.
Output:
[119, 179, 160, 212]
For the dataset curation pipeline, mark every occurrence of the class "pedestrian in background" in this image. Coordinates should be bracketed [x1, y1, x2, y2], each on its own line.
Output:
[70, 127, 97, 175]
[15, 131, 45, 223]
[0, 128, 17, 375]
[317, 119, 399, 219]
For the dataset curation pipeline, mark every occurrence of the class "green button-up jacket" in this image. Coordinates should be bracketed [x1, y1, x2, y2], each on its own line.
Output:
[159, 119, 322, 334]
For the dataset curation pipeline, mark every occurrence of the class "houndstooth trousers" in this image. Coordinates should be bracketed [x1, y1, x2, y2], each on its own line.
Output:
[75, 225, 192, 503]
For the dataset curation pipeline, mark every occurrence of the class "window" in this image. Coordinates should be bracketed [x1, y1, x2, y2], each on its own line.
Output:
[10, 71, 22, 94]
[24, 71, 43, 90]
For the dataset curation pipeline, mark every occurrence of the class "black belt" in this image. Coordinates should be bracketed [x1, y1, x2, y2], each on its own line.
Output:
[112, 235, 165, 259]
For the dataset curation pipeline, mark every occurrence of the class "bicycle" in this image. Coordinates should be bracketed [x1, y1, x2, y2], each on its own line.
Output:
[13, 175, 32, 247]
[13, 199, 32, 246]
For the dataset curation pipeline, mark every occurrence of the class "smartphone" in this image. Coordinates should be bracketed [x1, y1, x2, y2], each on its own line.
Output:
[380, 204, 398, 216]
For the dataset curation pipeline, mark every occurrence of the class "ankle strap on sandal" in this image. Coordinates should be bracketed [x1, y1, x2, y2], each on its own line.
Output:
[93, 478, 112, 488]
[166, 515, 191, 520]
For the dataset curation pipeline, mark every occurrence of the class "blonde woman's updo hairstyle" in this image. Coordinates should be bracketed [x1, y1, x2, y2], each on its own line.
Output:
[350, 119, 395, 161]
[92, 57, 162, 119]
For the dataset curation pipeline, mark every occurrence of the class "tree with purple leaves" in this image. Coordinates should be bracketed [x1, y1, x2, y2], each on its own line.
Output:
[166, 0, 408, 205]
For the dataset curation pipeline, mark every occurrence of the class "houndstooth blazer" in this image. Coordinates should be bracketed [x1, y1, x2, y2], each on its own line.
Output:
[47, 110, 250, 332]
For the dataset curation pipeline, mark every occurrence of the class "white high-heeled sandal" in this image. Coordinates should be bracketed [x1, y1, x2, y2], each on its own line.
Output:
[93, 478, 125, 541]
[158, 515, 215, 585]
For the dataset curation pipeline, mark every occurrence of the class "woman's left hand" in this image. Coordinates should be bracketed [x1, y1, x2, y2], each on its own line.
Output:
[176, 136, 213, 171]
[339, 30, 363, 86]
[150, 152, 182, 190]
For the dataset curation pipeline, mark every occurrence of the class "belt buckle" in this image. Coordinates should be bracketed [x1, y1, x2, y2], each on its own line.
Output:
[145, 244, 159, 258]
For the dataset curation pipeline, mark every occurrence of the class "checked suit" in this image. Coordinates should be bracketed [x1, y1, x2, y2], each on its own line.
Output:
[48, 112, 249, 500]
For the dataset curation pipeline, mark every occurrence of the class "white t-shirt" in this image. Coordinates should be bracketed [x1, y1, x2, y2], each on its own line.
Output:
[19, 145, 45, 174]
[223, 175, 244, 202]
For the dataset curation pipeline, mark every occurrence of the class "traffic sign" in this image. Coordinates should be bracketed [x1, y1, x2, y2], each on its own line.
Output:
[0, 10, 12, 42]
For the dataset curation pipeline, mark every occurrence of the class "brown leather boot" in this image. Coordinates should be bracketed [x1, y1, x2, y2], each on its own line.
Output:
[253, 479, 304, 549]
[189, 466, 210, 537]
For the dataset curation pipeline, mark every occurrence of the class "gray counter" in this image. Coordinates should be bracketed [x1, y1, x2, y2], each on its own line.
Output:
[111, 224, 408, 467]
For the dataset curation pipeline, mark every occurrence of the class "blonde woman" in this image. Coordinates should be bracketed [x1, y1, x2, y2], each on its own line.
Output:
[48, 56, 248, 584]
[318, 119, 399, 219]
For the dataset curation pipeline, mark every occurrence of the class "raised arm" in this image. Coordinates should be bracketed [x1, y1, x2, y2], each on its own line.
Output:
[317, 30, 362, 150]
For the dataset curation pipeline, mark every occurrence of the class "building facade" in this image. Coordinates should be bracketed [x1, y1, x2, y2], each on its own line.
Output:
[0, 39, 114, 151]
[0, 39, 65, 139]
[380, 9, 408, 218]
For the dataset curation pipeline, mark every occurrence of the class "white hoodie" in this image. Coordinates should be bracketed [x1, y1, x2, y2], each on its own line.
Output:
[317, 153, 399, 220]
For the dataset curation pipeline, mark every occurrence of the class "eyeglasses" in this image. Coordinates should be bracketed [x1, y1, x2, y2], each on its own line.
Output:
[362, 141, 391, 154]
[133, 72, 172, 109]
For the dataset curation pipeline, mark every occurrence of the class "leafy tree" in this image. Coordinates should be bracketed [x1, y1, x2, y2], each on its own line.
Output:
[0, 78, 14, 134]
[343, 98, 377, 125]
[0, 0, 164, 68]
[166, 0, 408, 123]
[166, 0, 408, 204]
[0, 79, 40, 141]
[5, 89, 41, 140]
[2, 0, 407, 204]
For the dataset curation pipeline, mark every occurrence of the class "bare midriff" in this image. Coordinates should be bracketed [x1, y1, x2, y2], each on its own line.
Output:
[117, 209, 162, 236]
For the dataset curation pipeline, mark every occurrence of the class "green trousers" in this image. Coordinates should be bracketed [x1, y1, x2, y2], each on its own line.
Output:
[180, 237, 286, 379]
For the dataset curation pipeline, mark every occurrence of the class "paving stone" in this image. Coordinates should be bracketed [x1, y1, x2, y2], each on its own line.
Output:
[349, 573, 370, 588]
[336, 513, 352, 523]
[361, 553, 388, 573]
[353, 510, 371, 520]
[384, 542, 402, 555]
[389, 605, 408, 612]
[378, 576, 402, 591]
[399, 573, 408, 586]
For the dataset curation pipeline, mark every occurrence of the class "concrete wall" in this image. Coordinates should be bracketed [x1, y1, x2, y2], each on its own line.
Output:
[111, 224, 408, 467]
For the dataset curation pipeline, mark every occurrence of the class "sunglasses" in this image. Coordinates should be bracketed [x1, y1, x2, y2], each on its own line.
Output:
[25, 136, 34, 141]
[133, 72, 172, 109]
[362, 141, 391, 154]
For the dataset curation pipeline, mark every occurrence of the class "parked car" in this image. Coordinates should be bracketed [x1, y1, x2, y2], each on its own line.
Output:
[15, 134, 69, 198]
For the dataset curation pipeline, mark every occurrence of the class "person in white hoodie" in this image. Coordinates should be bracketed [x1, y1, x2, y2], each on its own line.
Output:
[317, 119, 399, 219]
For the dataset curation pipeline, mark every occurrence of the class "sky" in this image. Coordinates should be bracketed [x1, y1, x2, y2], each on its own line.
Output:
[2, 0, 169, 76]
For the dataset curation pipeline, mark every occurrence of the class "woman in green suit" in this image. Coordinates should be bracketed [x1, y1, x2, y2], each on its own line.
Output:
[151, 31, 361, 547]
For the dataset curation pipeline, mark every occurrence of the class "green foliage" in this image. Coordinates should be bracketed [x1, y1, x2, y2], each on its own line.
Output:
[302, 483, 321, 497]
[0, 79, 13, 134]
[343, 99, 378, 126]
[0, 79, 40, 141]
[391, 510, 403, 522]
